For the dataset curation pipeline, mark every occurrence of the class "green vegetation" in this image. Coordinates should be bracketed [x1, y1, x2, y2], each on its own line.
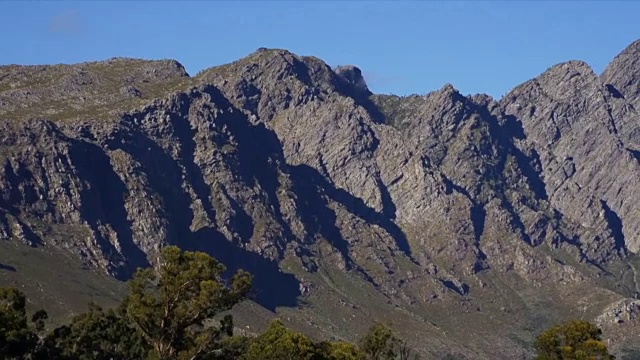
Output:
[358, 323, 418, 360]
[0, 59, 192, 123]
[0, 240, 126, 323]
[0, 246, 421, 360]
[369, 94, 419, 129]
[534, 320, 615, 360]
[243, 320, 318, 360]
[39, 303, 147, 359]
[124, 246, 252, 359]
[0, 246, 620, 360]
[0, 287, 42, 357]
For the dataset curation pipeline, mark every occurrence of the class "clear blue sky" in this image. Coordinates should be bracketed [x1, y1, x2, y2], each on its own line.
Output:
[1, 1, 638, 98]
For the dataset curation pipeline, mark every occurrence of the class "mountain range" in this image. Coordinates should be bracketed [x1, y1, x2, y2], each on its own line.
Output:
[1, 40, 640, 359]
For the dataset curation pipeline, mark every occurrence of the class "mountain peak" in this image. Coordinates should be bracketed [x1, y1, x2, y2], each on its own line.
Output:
[619, 39, 640, 55]
[253, 47, 292, 55]
[247, 47, 296, 62]
[428, 83, 464, 103]
[440, 82, 459, 94]
[334, 64, 371, 96]
[601, 39, 640, 106]
[197, 47, 311, 84]
[549, 60, 595, 76]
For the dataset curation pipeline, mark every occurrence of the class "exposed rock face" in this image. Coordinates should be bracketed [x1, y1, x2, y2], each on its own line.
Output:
[602, 40, 640, 109]
[334, 65, 371, 96]
[1, 40, 639, 358]
[502, 59, 640, 255]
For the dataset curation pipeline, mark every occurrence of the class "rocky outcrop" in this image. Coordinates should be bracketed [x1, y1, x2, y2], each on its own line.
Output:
[1, 40, 639, 358]
[601, 40, 640, 108]
[501, 56, 640, 255]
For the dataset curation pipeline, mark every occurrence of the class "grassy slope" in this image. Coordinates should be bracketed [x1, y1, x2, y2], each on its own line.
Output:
[0, 240, 126, 326]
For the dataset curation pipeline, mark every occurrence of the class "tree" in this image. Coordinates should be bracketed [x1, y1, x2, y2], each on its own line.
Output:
[359, 323, 394, 360]
[535, 320, 615, 360]
[316, 340, 366, 360]
[209, 334, 252, 360]
[40, 302, 148, 360]
[359, 323, 418, 360]
[243, 320, 319, 360]
[123, 245, 252, 360]
[0, 287, 45, 358]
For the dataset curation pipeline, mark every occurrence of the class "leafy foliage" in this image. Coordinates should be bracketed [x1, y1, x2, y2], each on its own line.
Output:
[244, 320, 319, 360]
[359, 323, 419, 360]
[124, 245, 252, 359]
[2, 245, 568, 360]
[0, 287, 52, 359]
[1, 246, 253, 359]
[0, 287, 39, 358]
[534, 320, 615, 360]
[316, 340, 366, 360]
[244, 320, 374, 360]
[210, 335, 252, 359]
[39, 303, 148, 360]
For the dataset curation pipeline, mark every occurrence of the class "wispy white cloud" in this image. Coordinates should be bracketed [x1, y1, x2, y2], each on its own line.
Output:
[48, 9, 85, 35]
[362, 70, 414, 89]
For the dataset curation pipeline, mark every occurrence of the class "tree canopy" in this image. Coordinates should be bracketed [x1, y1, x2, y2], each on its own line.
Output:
[358, 323, 418, 360]
[39, 303, 147, 360]
[0, 245, 252, 360]
[0, 287, 40, 358]
[535, 320, 615, 360]
[243, 320, 319, 360]
[124, 245, 252, 359]
[6, 245, 620, 360]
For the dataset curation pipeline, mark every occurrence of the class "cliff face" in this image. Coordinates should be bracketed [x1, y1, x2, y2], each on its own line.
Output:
[1, 42, 639, 358]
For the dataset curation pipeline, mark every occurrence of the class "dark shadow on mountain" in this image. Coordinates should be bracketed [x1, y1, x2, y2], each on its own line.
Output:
[291, 164, 415, 263]
[352, 93, 388, 125]
[441, 279, 469, 296]
[15, 221, 40, 248]
[605, 84, 625, 99]
[628, 148, 640, 166]
[378, 178, 397, 221]
[124, 91, 251, 243]
[329, 182, 415, 261]
[190, 226, 301, 311]
[329, 68, 388, 125]
[69, 139, 150, 279]
[0, 162, 25, 212]
[440, 174, 489, 271]
[0, 263, 16, 272]
[356, 96, 389, 125]
[106, 119, 198, 249]
[495, 114, 548, 201]
[441, 175, 487, 245]
[234, 79, 262, 114]
[119, 87, 302, 310]
[168, 94, 217, 223]
[600, 200, 628, 255]
[475, 111, 547, 247]
[203, 85, 297, 248]
[217, 185, 254, 244]
[500, 197, 534, 246]
[290, 57, 315, 88]
[557, 229, 608, 272]
[289, 165, 352, 267]
[470, 203, 486, 246]
[0, 164, 44, 248]
[513, 146, 548, 201]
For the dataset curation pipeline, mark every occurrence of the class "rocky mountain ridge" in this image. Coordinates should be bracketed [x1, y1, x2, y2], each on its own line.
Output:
[1, 40, 639, 358]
